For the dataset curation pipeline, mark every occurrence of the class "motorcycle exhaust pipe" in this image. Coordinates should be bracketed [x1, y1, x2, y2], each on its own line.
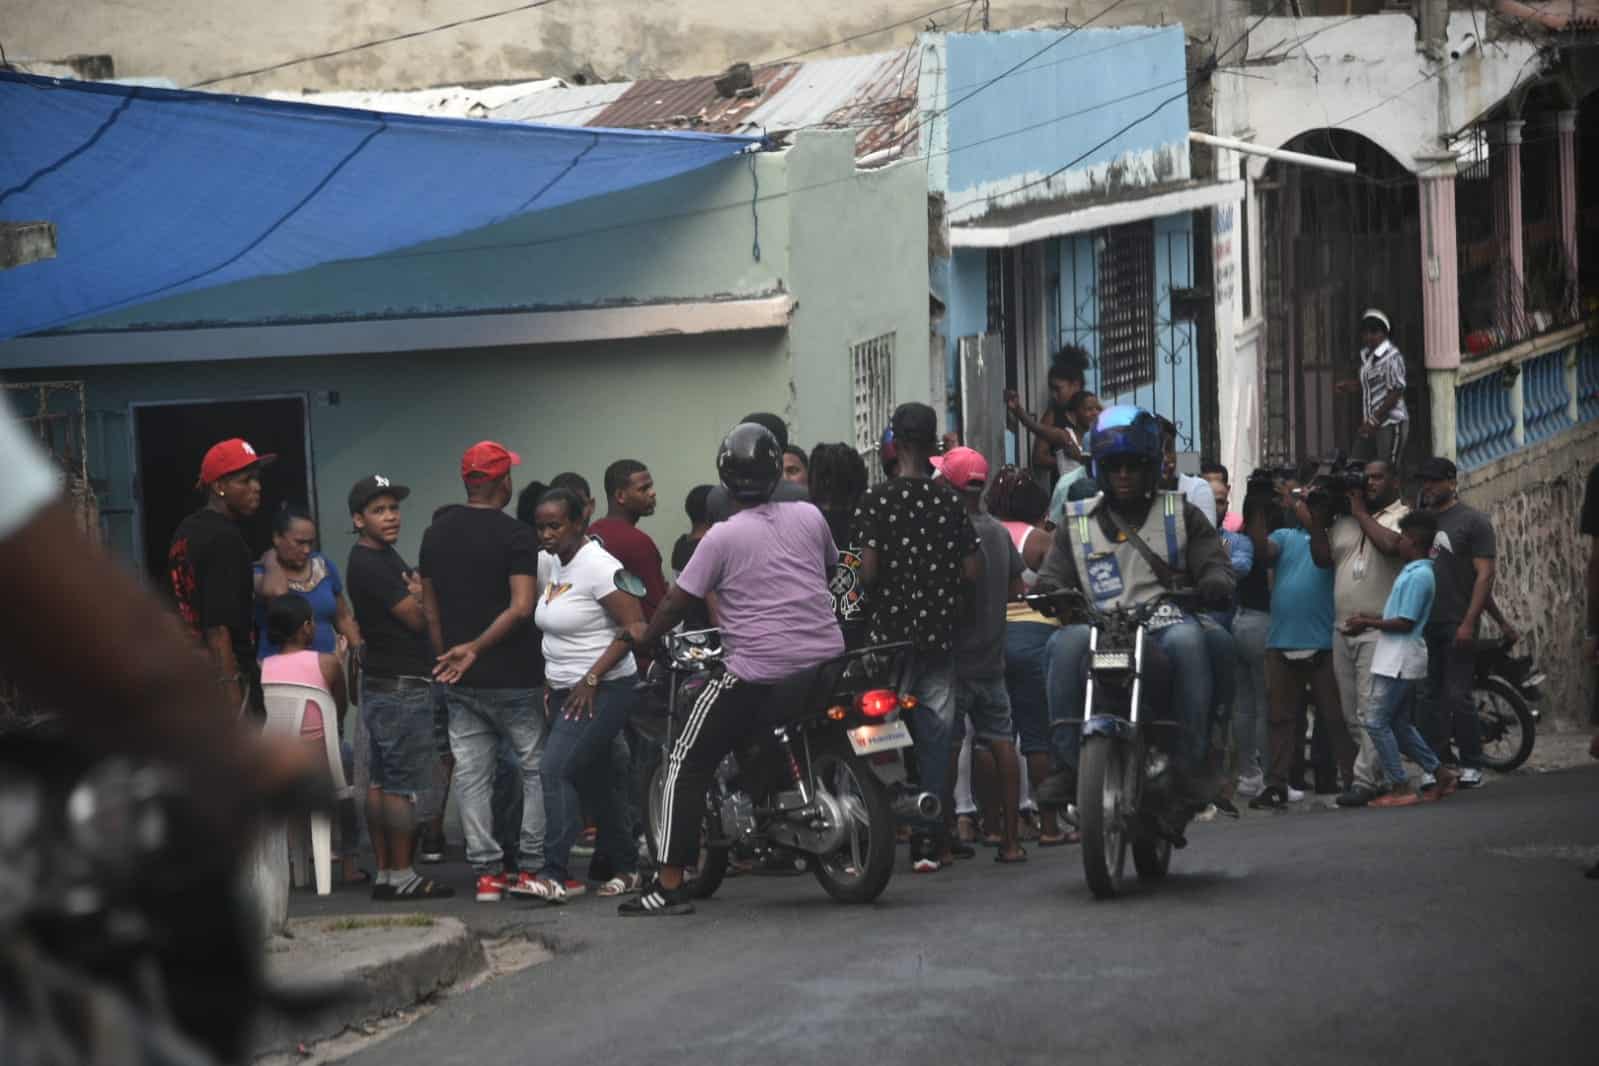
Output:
[892, 792, 942, 821]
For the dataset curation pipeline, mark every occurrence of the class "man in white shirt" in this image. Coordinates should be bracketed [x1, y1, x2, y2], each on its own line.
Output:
[1337, 309, 1410, 467]
[1155, 416, 1217, 528]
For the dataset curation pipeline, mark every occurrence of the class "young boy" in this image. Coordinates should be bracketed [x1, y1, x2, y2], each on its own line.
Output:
[1341, 510, 1460, 807]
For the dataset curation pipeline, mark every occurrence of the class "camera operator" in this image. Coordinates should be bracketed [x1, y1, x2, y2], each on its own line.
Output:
[1246, 468, 1356, 809]
[1329, 461, 1410, 807]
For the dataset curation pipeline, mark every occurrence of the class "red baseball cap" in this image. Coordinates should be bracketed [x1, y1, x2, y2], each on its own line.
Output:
[461, 440, 521, 480]
[932, 446, 989, 491]
[196, 438, 276, 487]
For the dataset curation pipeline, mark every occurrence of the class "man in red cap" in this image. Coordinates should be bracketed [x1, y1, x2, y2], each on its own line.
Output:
[169, 438, 276, 716]
[420, 441, 546, 902]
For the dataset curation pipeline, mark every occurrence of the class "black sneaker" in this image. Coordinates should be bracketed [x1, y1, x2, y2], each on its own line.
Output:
[618, 878, 695, 917]
[1335, 786, 1378, 808]
[1249, 786, 1289, 811]
[417, 827, 445, 864]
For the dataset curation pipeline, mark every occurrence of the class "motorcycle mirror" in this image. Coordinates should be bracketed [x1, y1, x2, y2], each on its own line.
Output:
[614, 571, 647, 598]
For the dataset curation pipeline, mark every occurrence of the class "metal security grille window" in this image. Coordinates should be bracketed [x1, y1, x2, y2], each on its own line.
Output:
[851, 333, 895, 482]
[1096, 221, 1157, 395]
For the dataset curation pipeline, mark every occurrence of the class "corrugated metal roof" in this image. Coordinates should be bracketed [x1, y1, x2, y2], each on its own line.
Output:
[589, 63, 801, 133]
[491, 81, 629, 126]
[489, 46, 921, 164]
[266, 80, 565, 119]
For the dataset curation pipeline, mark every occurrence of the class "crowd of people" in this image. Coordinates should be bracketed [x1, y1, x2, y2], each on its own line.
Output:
[158, 304, 1588, 914]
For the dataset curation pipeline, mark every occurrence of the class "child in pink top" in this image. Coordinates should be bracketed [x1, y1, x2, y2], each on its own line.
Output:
[261, 594, 346, 738]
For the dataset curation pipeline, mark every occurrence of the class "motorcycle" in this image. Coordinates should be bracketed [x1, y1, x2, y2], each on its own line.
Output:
[0, 723, 346, 1065]
[1026, 588, 1208, 900]
[1471, 637, 1543, 772]
[634, 629, 935, 905]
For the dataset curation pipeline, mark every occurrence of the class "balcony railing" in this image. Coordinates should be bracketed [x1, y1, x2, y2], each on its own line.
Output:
[1457, 369, 1516, 470]
[1456, 322, 1597, 471]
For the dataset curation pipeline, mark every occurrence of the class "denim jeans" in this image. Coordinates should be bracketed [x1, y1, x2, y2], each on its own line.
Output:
[1199, 617, 1237, 718]
[1365, 673, 1440, 784]
[903, 652, 956, 835]
[1046, 619, 1213, 776]
[445, 686, 546, 875]
[1004, 621, 1055, 756]
[1332, 633, 1388, 790]
[540, 679, 640, 883]
[361, 681, 435, 798]
[1230, 608, 1270, 781]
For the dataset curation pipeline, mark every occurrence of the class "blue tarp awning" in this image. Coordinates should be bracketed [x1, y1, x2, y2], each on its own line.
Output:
[0, 72, 760, 342]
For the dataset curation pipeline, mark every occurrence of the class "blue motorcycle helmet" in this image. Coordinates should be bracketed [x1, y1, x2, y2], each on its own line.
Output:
[1086, 404, 1163, 497]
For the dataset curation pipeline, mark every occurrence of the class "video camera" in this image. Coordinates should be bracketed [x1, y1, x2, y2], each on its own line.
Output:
[1303, 450, 1367, 516]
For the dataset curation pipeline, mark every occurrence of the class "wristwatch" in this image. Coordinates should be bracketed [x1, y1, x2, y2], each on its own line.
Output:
[583, 672, 599, 688]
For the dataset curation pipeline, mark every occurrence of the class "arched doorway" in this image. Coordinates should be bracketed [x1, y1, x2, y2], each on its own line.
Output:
[1258, 130, 1428, 470]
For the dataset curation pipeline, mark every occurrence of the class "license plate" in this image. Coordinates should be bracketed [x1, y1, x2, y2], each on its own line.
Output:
[1092, 651, 1133, 671]
[848, 720, 912, 756]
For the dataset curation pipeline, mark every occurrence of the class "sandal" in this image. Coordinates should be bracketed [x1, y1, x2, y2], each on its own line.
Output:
[598, 871, 644, 898]
[508, 873, 567, 903]
[994, 846, 1028, 864]
[386, 876, 456, 900]
[1037, 832, 1073, 847]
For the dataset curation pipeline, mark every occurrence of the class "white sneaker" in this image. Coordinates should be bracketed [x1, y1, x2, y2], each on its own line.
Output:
[1420, 771, 1437, 791]
[1194, 804, 1218, 823]
[1458, 768, 1485, 789]
[1235, 772, 1265, 798]
[1285, 786, 1306, 803]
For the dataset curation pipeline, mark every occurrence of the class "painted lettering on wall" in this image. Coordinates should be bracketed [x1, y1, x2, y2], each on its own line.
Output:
[1213, 204, 1237, 310]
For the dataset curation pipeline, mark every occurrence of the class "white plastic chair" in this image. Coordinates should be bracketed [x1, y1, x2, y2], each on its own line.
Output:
[262, 682, 353, 896]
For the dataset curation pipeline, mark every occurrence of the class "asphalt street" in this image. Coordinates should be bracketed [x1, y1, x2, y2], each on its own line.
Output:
[326, 767, 1598, 1066]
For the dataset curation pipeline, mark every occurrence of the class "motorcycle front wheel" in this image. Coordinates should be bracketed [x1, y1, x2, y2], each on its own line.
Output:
[1473, 677, 1535, 772]
[1077, 735, 1130, 899]
[645, 765, 730, 900]
[807, 738, 896, 904]
[1132, 837, 1171, 880]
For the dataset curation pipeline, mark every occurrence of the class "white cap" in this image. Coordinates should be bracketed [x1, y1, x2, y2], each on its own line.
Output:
[1360, 308, 1391, 333]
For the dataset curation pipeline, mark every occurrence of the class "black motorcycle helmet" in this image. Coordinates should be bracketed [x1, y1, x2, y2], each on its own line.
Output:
[717, 422, 783, 503]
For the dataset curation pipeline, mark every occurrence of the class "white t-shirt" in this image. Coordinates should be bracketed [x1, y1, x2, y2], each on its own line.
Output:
[1176, 473, 1217, 528]
[535, 540, 637, 688]
[0, 403, 61, 541]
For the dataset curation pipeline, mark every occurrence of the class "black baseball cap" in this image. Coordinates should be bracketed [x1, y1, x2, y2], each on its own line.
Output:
[348, 474, 412, 515]
[890, 402, 938, 447]
[1416, 457, 1457, 482]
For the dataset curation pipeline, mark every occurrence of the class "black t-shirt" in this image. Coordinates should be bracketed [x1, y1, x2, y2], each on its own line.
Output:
[822, 506, 869, 649]
[1582, 463, 1599, 537]
[346, 542, 433, 679]
[851, 478, 980, 654]
[671, 533, 699, 574]
[1428, 501, 1497, 626]
[168, 508, 256, 674]
[420, 505, 541, 689]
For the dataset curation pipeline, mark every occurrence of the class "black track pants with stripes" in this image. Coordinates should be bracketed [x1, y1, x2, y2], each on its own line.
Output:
[657, 671, 772, 867]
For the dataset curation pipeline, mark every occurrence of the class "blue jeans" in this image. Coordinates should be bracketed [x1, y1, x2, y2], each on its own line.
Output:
[445, 686, 546, 875]
[361, 680, 436, 798]
[1365, 673, 1440, 785]
[539, 679, 640, 883]
[1045, 619, 1212, 776]
[1230, 608, 1270, 781]
[954, 675, 1014, 744]
[1199, 616, 1237, 719]
[903, 652, 956, 836]
[1004, 621, 1054, 756]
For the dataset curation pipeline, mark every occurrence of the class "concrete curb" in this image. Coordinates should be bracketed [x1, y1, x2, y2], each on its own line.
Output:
[254, 915, 486, 1057]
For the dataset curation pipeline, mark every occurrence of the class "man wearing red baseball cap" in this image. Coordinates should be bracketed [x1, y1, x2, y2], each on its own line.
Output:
[169, 438, 277, 716]
[420, 440, 547, 902]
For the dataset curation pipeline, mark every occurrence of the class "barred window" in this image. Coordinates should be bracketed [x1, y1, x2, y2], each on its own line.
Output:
[1097, 221, 1156, 395]
[851, 333, 895, 479]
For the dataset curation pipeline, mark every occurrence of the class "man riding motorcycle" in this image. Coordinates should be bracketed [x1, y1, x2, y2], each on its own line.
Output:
[1033, 405, 1235, 807]
[617, 422, 846, 916]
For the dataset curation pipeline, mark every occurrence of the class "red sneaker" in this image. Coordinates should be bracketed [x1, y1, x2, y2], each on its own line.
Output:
[1370, 790, 1421, 808]
[561, 879, 588, 898]
[475, 873, 509, 902]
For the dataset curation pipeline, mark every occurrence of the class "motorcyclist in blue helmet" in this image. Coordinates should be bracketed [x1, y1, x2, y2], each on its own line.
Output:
[1032, 405, 1235, 807]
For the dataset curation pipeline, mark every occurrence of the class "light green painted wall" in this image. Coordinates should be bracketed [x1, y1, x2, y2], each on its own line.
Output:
[785, 134, 932, 448]
[39, 333, 788, 571]
[68, 152, 793, 330]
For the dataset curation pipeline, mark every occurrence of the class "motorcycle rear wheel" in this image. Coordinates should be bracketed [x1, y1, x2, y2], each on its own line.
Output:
[645, 765, 730, 900]
[1473, 677, 1535, 772]
[808, 738, 897, 904]
[1077, 736, 1129, 899]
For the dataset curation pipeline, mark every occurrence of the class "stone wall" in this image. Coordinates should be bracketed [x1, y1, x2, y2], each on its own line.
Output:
[1461, 420, 1599, 726]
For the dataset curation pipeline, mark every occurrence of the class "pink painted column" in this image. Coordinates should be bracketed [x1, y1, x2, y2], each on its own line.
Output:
[1419, 164, 1461, 371]
[1558, 109, 1579, 316]
[1496, 119, 1526, 336]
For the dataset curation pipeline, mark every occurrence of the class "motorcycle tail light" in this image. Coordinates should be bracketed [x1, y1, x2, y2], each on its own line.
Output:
[899, 693, 919, 710]
[826, 706, 847, 721]
[857, 689, 899, 719]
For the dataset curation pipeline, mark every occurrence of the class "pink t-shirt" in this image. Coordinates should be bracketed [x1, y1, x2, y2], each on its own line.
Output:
[676, 501, 844, 684]
[261, 649, 329, 739]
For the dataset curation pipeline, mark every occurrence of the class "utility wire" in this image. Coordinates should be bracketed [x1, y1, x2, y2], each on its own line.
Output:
[188, 0, 567, 89]
[762, 2, 976, 65]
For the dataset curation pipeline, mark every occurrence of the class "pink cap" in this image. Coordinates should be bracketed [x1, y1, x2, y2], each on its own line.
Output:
[937, 446, 989, 491]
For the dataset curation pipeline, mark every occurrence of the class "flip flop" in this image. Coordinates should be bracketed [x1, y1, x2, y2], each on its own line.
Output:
[1037, 831, 1081, 847]
[994, 847, 1028, 864]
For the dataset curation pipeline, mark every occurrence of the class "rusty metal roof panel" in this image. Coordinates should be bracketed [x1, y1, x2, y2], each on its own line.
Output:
[588, 63, 801, 133]
[743, 46, 921, 162]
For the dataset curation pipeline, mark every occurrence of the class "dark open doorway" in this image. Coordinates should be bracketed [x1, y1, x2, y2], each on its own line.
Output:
[133, 396, 314, 586]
